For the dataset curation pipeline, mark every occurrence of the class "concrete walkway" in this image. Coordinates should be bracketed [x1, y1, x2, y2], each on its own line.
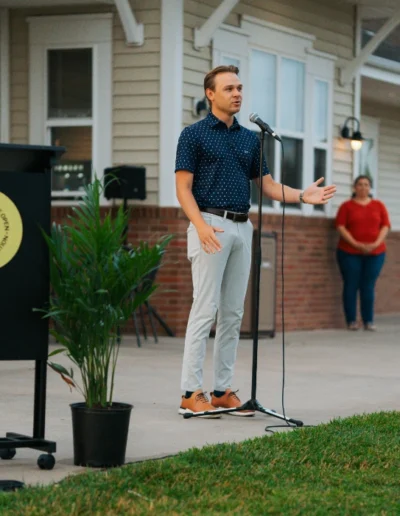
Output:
[0, 315, 399, 486]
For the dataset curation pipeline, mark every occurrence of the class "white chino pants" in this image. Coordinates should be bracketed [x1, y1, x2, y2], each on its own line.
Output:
[181, 212, 253, 392]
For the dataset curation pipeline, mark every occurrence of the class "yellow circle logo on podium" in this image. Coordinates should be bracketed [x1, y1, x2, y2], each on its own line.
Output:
[0, 192, 23, 268]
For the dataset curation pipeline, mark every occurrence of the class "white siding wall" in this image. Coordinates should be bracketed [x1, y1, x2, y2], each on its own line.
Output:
[362, 102, 400, 230]
[113, 0, 160, 205]
[10, 9, 29, 144]
[183, 0, 356, 212]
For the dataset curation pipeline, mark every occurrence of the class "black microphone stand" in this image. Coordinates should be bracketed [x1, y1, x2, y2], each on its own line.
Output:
[184, 129, 303, 426]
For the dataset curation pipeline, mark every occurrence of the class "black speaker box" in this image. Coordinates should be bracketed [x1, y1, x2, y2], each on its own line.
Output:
[104, 165, 146, 200]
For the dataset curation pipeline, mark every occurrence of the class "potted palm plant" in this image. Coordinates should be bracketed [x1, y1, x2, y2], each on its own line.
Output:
[39, 178, 170, 467]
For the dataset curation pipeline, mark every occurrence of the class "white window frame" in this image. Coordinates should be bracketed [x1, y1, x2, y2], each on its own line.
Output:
[214, 18, 336, 217]
[310, 77, 331, 216]
[27, 14, 112, 203]
[307, 49, 335, 218]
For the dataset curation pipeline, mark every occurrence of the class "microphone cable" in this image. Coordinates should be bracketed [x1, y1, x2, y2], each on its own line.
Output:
[264, 141, 292, 433]
[264, 140, 313, 434]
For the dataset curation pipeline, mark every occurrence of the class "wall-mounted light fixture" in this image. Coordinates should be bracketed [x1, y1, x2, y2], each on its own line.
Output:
[192, 97, 208, 118]
[340, 116, 364, 151]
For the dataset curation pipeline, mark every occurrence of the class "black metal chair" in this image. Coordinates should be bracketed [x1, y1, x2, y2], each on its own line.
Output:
[132, 263, 175, 347]
[117, 257, 175, 348]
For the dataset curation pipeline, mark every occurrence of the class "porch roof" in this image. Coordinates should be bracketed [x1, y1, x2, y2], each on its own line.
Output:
[343, 0, 398, 19]
[0, 0, 397, 17]
[0, 0, 113, 6]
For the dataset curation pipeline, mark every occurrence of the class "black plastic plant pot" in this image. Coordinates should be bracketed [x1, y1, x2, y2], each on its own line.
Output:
[71, 402, 132, 468]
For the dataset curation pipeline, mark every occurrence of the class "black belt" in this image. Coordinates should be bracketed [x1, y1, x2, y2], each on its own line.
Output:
[201, 207, 248, 223]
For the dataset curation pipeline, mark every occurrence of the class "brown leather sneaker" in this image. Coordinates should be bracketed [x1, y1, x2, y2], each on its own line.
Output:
[211, 389, 255, 417]
[179, 389, 221, 419]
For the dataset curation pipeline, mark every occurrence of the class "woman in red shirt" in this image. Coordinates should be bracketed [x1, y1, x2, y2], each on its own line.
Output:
[335, 175, 390, 331]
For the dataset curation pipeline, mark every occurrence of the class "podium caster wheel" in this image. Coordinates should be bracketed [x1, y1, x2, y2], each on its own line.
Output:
[0, 448, 16, 460]
[38, 454, 55, 470]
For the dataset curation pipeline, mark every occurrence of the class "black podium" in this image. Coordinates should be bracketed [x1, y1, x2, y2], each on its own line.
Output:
[0, 143, 64, 470]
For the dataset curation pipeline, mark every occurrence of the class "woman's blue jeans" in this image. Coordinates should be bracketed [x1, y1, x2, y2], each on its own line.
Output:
[336, 249, 385, 325]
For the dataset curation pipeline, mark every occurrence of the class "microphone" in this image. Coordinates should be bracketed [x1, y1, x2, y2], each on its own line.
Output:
[249, 113, 282, 142]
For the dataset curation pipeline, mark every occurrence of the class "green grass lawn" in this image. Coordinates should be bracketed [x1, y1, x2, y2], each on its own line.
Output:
[1, 412, 400, 515]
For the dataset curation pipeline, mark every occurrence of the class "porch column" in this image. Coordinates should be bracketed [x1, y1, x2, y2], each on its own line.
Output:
[341, 6, 400, 86]
[159, 0, 183, 207]
[0, 8, 10, 143]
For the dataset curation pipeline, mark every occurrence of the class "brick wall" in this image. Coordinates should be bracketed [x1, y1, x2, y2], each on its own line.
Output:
[51, 206, 400, 336]
[375, 231, 400, 315]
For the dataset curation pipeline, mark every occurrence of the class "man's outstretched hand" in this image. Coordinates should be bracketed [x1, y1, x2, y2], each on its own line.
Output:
[303, 177, 336, 205]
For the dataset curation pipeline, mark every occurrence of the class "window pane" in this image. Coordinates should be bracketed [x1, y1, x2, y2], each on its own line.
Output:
[250, 50, 276, 127]
[48, 49, 92, 118]
[314, 149, 326, 212]
[51, 126, 92, 192]
[250, 134, 275, 207]
[281, 137, 303, 208]
[314, 80, 329, 143]
[280, 58, 305, 133]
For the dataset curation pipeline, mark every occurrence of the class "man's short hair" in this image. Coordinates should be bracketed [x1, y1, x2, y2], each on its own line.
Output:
[204, 65, 240, 108]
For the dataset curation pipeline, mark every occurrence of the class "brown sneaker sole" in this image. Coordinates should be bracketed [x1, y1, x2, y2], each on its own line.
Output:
[178, 407, 221, 419]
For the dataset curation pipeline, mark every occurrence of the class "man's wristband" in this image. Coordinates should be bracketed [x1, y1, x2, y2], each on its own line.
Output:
[299, 190, 306, 204]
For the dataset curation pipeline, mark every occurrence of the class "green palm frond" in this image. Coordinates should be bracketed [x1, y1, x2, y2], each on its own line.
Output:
[40, 178, 171, 408]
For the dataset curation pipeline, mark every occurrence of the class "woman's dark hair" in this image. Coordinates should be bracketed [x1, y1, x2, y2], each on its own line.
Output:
[352, 175, 373, 198]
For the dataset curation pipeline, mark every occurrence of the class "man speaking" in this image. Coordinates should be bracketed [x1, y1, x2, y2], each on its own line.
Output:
[175, 65, 336, 418]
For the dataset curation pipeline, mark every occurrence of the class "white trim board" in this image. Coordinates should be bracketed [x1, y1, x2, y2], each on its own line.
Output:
[241, 15, 316, 43]
[241, 17, 315, 61]
[159, 0, 182, 207]
[367, 55, 400, 74]
[114, 0, 144, 46]
[361, 64, 400, 86]
[194, 0, 240, 49]
[340, 7, 400, 86]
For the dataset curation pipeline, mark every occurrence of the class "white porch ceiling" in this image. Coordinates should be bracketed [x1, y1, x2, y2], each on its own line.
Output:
[362, 76, 400, 108]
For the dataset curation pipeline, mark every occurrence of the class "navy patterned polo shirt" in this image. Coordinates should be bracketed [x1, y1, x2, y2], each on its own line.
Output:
[175, 111, 269, 213]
